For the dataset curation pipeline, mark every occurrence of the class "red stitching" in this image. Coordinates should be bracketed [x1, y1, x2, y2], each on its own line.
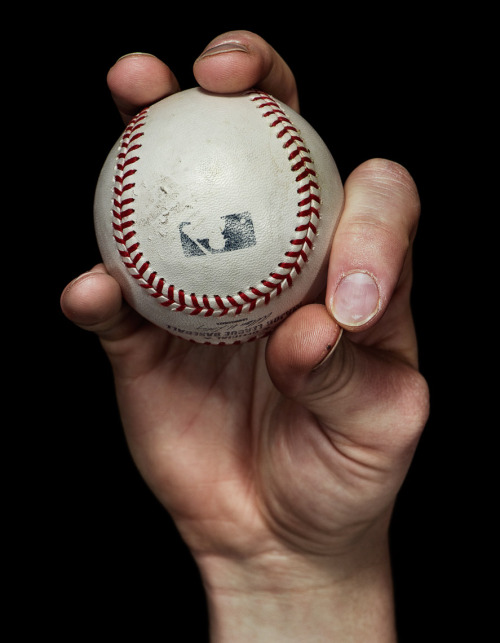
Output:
[111, 92, 321, 316]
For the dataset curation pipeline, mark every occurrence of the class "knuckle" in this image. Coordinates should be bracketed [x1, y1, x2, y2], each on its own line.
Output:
[344, 158, 422, 243]
[357, 158, 420, 216]
[393, 367, 430, 450]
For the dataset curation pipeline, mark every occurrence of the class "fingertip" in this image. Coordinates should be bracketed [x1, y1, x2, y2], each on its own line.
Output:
[266, 304, 341, 398]
[107, 53, 180, 122]
[194, 31, 268, 94]
[61, 268, 123, 329]
[193, 30, 299, 110]
[329, 270, 382, 330]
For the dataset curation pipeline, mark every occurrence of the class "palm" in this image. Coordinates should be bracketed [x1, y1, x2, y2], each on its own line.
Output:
[103, 302, 419, 560]
[113, 334, 274, 554]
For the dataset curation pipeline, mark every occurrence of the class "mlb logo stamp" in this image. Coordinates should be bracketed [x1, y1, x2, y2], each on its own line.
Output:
[179, 212, 256, 257]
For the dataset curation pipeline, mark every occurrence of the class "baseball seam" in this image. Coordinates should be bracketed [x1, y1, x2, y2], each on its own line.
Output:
[111, 91, 320, 317]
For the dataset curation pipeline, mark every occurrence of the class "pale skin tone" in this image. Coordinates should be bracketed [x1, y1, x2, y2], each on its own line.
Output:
[61, 31, 430, 641]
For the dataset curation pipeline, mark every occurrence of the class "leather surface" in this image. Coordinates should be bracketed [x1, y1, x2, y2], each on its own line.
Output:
[95, 88, 343, 344]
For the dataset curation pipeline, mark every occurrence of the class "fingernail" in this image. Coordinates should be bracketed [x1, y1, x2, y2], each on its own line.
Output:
[313, 329, 343, 371]
[197, 41, 249, 61]
[332, 271, 380, 327]
[115, 52, 157, 63]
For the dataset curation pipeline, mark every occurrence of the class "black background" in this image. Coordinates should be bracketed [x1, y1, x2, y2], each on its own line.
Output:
[16, 7, 491, 641]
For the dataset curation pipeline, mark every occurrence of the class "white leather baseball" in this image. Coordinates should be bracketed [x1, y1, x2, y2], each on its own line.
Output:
[94, 87, 344, 344]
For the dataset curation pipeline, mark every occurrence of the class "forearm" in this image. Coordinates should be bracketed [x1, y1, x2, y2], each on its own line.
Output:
[198, 545, 397, 642]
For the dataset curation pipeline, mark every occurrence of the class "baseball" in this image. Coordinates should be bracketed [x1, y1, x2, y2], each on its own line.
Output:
[94, 87, 344, 344]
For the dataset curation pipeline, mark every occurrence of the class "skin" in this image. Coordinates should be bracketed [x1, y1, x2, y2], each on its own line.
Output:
[61, 31, 429, 641]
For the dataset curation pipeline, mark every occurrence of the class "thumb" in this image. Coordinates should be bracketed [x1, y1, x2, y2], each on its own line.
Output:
[266, 304, 426, 453]
[266, 303, 343, 400]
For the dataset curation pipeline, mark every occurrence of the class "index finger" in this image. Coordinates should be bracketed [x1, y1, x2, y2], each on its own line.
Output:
[193, 30, 299, 112]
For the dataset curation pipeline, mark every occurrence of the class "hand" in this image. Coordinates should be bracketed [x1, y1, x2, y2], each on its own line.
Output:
[61, 31, 429, 642]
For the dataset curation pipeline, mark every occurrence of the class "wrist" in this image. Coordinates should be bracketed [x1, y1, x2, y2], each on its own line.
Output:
[196, 540, 397, 642]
